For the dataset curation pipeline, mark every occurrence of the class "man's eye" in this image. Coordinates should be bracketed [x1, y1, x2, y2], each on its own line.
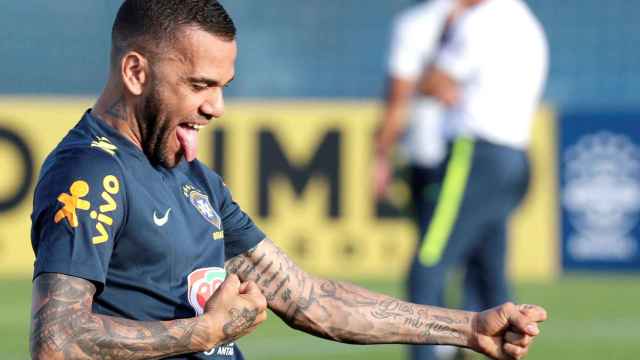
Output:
[192, 83, 208, 91]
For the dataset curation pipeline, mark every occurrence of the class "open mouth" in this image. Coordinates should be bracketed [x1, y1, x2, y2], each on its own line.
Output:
[180, 123, 205, 131]
[176, 122, 207, 162]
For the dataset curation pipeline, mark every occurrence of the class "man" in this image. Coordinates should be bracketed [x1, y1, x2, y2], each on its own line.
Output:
[29, 1, 547, 360]
[375, 1, 485, 358]
[387, 0, 548, 359]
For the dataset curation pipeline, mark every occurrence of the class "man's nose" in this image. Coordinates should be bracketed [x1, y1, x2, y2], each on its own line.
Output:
[199, 89, 224, 120]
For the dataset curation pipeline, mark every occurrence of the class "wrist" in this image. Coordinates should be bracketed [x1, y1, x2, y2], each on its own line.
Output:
[417, 308, 478, 348]
[374, 143, 391, 160]
[466, 312, 481, 351]
[374, 130, 395, 159]
[197, 313, 223, 351]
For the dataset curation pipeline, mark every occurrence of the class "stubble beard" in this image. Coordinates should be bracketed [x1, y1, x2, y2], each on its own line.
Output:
[140, 83, 182, 168]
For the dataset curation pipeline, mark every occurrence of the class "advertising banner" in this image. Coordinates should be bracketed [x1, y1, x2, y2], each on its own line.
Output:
[560, 111, 640, 270]
[0, 98, 557, 280]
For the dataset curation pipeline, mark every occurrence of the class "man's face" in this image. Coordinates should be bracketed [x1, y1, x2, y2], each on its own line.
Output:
[138, 27, 237, 168]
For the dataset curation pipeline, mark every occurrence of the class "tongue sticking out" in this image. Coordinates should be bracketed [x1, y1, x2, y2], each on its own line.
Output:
[176, 125, 199, 162]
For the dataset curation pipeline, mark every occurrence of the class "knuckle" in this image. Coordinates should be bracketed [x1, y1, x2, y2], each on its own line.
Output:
[513, 349, 521, 358]
[541, 308, 549, 320]
[500, 302, 515, 315]
[504, 301, 516, 310]
[255, 294, 267, 308]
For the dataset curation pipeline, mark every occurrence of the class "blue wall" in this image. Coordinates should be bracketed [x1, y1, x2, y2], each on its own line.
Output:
[0, 1, 637, 108]
[527, 1, 638, 109]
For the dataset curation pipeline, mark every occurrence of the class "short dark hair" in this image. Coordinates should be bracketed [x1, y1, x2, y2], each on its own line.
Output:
[111, 0, 236, 65]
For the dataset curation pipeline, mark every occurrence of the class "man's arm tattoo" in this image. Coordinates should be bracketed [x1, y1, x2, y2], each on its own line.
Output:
[225, 238, 473, 346]
[222, 308, 259, 338]
[30, 273, 212, 360]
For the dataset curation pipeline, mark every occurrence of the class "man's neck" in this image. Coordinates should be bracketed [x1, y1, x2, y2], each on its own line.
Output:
[92, 83, 143, 150]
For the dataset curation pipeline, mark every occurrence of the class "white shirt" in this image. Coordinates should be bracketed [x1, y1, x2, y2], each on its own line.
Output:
[436, 0, 548, 150]
[387, 0, 455, 167]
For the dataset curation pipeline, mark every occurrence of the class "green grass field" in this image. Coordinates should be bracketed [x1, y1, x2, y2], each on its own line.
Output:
[2, 274, 639, 360]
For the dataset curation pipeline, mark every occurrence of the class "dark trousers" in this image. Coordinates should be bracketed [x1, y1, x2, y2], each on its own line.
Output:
[407, 138, 530, 360]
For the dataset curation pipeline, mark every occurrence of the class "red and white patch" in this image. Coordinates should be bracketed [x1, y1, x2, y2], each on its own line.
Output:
[187, 267, 226, 315]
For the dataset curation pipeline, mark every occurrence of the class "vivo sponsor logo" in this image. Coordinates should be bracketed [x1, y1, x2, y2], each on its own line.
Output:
[563, 132, 640, 260]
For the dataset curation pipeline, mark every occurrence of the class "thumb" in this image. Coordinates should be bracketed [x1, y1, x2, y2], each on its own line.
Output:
[239, 281, 262, 296]
[518, 304, 548, 322]
[219, 273, 241, 294]
[507, 310, 540, 337]
[239, 281, 267, 310]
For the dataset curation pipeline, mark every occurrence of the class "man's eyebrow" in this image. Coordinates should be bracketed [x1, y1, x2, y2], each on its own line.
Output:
[188, 76, 235, 87]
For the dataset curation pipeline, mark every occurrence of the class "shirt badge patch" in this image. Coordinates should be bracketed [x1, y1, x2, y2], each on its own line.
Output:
[187, 267, 235, 357]
[182, 184, 221, 228]
[187, 267, 226, 315]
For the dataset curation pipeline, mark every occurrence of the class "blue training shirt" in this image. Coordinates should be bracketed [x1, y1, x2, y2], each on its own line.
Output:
[31, 111, 266, 359]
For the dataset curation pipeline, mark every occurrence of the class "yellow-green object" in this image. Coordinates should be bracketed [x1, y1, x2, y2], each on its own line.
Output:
[419, 138, 475, 266]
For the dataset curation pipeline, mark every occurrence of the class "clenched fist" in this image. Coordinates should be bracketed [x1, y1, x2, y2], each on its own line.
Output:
[201, 274, 268, 349]
[471, 302, 547, 360]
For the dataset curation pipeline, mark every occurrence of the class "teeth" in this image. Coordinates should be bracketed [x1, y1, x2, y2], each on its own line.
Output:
[184, 123, 205, 131]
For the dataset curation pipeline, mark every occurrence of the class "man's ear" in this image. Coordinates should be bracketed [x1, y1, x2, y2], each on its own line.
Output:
[120, 51, 149, 96]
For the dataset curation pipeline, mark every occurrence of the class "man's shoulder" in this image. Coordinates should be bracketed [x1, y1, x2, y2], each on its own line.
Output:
[462, 0, 537, 27]
[33, 134, 128, 226]
[46, 133, 122, 167]
[48, 111, 128, 167]
[453, 0, 545, 48]
[38, 134, 125, 193]
[395, 0, 453, 27]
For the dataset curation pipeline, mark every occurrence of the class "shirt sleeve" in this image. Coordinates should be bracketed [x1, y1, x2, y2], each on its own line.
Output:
[387, 2, 452, 79]
[215, 177, 266, 259]
[31, 148, 126, 291]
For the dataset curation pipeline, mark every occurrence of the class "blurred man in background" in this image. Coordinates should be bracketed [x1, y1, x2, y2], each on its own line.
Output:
[376, 0, 548, 359]
[374, 1, 466, 355]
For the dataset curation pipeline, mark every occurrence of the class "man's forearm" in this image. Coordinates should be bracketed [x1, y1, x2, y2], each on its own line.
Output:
[292, 278, 476, 346]
[31, 310, 211, 360]
[418, 66, 459, 106]
[30, 273, 214, 360]
[226, 239, 476, 346]
[375, 76, 415, 156]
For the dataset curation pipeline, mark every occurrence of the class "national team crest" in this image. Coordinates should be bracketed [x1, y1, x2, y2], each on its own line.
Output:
[183, 184, 221, 228]
[187, 267, 226, 315]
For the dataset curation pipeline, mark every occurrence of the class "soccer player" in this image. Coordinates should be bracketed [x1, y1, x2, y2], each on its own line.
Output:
[396, 0, 548, 359]
[375, 1, 481, 359]
[29, 1, 547, 359]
